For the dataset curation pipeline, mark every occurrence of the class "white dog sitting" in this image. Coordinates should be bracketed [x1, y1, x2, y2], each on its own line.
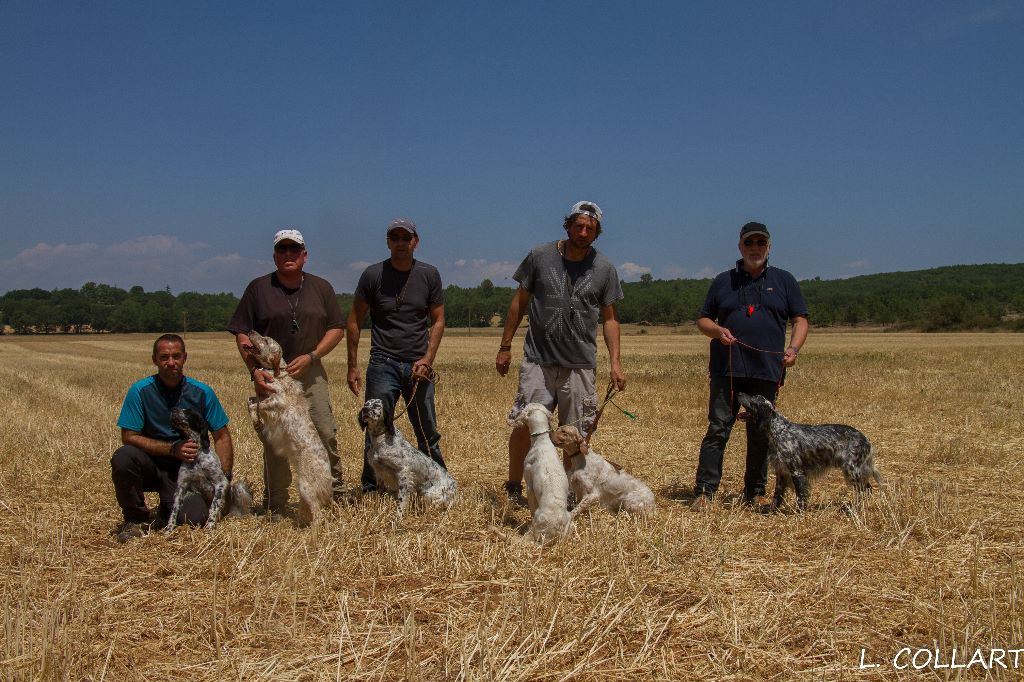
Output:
[510, 403, 572, 543]
[243, 330, 334, 523]
[358, 399, 457, 516]
[550, 425, 655, 517]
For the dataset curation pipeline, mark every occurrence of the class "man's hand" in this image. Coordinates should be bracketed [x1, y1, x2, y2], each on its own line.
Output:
[783, 346, 799, 368]
[285, 353, 312, 378]
[717, 326, 737, 346]
[411, 358, 432, 381]
[253, 368, 276, 396]
[172, 439, 199, 463]
[610, 362, 627, 391]
[496, 349, 512, 376]
[347, 366, 362, 396]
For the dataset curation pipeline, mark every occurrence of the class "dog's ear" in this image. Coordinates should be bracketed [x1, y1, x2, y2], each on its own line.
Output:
[550, 425, 582, 451]
[549, 426, 571, 448]
[357, 411, 367, 432]
[186, 410, 211, 450]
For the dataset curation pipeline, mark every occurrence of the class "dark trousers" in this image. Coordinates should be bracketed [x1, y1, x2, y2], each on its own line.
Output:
[111, 444, 208, 525]
[694, 375, 779, 498]
[360, 352, 445, 490]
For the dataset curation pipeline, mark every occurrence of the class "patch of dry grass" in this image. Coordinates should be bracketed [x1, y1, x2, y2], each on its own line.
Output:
[1, 331, 1022, 680]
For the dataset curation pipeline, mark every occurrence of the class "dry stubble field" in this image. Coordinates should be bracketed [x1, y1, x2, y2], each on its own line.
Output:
[1, 330, 1022, 681]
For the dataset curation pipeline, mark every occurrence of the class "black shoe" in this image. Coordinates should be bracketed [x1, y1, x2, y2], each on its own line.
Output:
[504, 481, 528, 508]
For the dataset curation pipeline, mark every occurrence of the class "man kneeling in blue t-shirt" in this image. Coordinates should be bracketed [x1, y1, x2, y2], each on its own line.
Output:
[110, 334, 234, 543]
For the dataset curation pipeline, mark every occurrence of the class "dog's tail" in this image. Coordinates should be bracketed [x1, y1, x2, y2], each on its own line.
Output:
[227, 480, 255, 516]
[866, 444, 885, 488]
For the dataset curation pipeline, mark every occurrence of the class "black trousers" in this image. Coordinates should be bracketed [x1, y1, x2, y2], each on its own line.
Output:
[694, 375, 779, 498]
[110, 444, 209, 525]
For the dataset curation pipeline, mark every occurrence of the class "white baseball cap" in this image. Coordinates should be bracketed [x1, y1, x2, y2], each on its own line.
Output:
[273, 229, 305, 247]
[570, 200, 603, 223]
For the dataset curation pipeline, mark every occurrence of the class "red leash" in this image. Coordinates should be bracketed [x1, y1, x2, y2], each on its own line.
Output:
[727, 339, 786, 416]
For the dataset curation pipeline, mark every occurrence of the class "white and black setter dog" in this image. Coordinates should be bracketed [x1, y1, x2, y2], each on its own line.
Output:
[358, 398, 457, 517]
[737, 393, 883, 511]
[165, 407, 253, 532]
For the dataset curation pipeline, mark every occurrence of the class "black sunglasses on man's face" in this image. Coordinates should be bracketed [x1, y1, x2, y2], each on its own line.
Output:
[743, 238, 769, 247]
[275, 244, 304, 254]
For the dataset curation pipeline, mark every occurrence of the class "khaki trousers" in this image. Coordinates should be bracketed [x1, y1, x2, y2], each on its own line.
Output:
[262, 360, 343, 511]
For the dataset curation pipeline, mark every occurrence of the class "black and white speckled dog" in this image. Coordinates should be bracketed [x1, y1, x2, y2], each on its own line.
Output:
[737, 393, 883, 511]
[358, 399, 457, 516]
[164, 407, 253, 532]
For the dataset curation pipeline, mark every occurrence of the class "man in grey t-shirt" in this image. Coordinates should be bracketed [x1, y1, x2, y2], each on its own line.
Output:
[347, 218, 447, 493]
[496, 200, 626, 504]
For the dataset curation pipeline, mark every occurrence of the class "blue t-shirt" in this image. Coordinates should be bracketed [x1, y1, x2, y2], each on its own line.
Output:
[699, 261, 808, 383]
[117, 375, 229, 441]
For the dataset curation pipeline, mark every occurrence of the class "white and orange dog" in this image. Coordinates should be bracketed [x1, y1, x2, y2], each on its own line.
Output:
[550, 425, 655, 517]
[244, 330, 333, 523]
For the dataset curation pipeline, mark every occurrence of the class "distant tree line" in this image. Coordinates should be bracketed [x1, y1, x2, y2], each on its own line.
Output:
[2, 264, 1022, 334]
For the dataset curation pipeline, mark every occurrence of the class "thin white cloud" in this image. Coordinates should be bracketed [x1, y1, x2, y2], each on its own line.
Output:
[618, 262, 652, 281]
[444, 258, 518, 287]
[845, 259, 870, 270]
[0, 236, 269, 295]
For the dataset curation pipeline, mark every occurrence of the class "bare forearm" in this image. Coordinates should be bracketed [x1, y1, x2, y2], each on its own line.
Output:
[314, 327, 344, 359]
[602, 318, 622, 367]
[213, 428, 234, 473]
[697, 317, 721, 339]
[121, 429, 176, 458]
[789, 316, 809, 351]
[423, 319, 444, 365]
[500, 292, 528, 346]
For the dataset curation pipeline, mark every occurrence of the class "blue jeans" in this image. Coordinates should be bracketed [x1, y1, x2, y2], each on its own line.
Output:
[694, 375, 778, 499]
[360, 352, 445, 490]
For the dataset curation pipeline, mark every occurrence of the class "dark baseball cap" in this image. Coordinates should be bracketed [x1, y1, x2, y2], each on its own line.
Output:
[739, 222, 770, 239]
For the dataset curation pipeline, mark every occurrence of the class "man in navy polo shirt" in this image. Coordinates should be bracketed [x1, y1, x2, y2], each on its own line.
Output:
[692, 221, 808, 509]
[110, 334, 234, 542]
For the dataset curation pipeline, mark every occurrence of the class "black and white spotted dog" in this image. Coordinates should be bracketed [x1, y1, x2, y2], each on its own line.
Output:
[358, 399, 457, 516]
[737, 393, 883, 511]
[165, 407, 253, 532]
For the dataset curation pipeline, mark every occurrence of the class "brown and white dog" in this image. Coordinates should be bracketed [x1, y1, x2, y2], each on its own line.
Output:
[243, 330, 333, 523]
[550, 425, 655, 517]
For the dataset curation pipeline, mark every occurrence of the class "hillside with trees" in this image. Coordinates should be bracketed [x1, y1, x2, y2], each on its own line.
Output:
[2, 264, 1021, 334]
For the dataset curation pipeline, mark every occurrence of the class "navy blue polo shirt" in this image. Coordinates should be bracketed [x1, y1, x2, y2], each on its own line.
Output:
[117, 375, 228, 441]
[698, 260, 808, 383]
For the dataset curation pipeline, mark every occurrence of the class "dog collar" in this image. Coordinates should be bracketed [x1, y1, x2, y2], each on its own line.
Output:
[530, 429, 551, 437]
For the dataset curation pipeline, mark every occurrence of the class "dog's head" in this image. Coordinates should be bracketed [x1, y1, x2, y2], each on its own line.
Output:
[358, 398, 393, 435]
[509, 402, 553, 431]
[737, 393, 776, 428]
[550, 425, 588, 456]
[242, 330, 283, 372]
[170, 407, 211, 450]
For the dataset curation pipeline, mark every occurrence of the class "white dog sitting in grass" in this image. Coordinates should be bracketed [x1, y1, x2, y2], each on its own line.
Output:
[510, 403, 572, 543]
[550, 425, 655, 517]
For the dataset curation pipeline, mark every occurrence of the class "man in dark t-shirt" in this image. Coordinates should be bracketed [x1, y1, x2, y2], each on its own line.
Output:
[346, 218, 447, 493]
[228, 229, 345, 514]
[692, 221, 809, 509]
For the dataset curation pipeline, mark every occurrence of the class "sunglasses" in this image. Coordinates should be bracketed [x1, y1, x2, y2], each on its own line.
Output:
[274, 244, 304, 254]
[388, 233, 415, 243]
[743, 238, 769, 247]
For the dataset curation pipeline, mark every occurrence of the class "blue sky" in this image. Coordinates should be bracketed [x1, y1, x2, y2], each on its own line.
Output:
[2, 1, 1021, 295]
